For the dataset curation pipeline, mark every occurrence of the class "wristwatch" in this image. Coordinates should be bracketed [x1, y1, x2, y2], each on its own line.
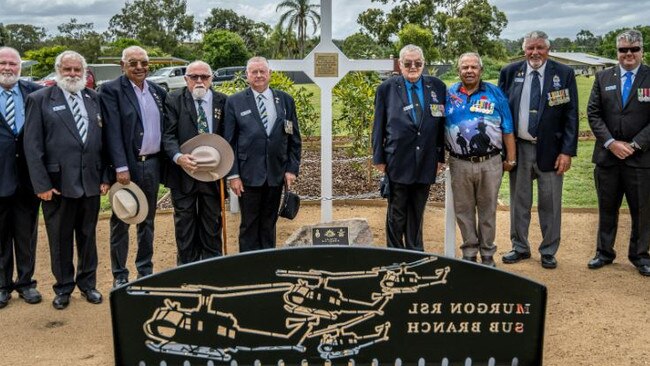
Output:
[505, 160, 517, 166]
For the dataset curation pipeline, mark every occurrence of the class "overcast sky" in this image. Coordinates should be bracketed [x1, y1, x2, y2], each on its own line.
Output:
[0, 0, 648, 41]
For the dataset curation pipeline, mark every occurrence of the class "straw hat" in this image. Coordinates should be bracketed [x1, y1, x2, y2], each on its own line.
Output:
[109, 182, 148, 224]
[180, 134, 234, 182]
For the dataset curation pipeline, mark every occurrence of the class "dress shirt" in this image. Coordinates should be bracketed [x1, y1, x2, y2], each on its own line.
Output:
[173, 90, 214, 164]
[252, 88, 277, 135]
[61, 88, 89, 126]
[131, 80, 161, 156]
[0, 84, 25, 132]
[404, 77, 424, 121]
[518, 62, 547, 141]
[603, 64, 641, 148]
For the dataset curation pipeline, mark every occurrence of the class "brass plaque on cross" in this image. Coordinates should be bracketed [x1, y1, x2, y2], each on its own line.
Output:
[314, 53, 338, 77]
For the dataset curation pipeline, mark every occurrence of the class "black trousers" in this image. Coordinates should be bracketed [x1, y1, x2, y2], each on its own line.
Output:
[171, 181, 222, 265]
[238, 183, 283, 253]
[386, 182, 430, 251]
[110, 158, 160, 280]
[594, 164, 650, 266]
[0, 189, 40, 292]
[42, 195, 99, 295]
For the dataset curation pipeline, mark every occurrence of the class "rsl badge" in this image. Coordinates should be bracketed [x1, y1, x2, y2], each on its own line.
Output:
[552, 75, 561, 89]
[430, 91, 439, 103]
[638, 88, 650, 102]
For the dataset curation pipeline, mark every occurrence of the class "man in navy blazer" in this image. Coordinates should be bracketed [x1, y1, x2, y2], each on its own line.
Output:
[498, 31, 578, 269]
[587, 29, 650, 277]
[0, 47, 43, 308]
[224, 56, 301, 253]
[24, 50, 110, 309]
[372, 44, 446, 251]
[100, 46, 167, 287]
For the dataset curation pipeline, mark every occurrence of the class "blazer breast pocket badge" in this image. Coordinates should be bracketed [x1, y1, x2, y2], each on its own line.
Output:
[547, 88, 570, 106]
[284, 119, 293, 134]
[430, 104, 445, 117]
[638, 88, 650, 102]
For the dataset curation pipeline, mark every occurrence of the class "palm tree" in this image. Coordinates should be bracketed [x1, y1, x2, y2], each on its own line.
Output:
[276, 0, 320, 58]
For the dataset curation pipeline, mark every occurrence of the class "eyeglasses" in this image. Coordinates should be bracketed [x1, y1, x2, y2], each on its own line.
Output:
[618, 46, 641, 54]
[127, 60, 149, 68]
[186, 74, 212, 81]
[402, 60, 424, 69]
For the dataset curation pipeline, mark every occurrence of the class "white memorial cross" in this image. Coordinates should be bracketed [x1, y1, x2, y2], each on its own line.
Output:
[269, 0, 393, 223]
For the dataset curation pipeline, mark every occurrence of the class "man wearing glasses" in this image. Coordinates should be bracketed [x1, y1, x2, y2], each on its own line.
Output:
[162, 61, 228, 264]
[587, 29, 650, 277]
[372, 44, 446, 251]
[100, 46, 167, 287]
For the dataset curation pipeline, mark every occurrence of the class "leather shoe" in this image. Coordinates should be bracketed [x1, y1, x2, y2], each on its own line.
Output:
[52, 294, 70, 310]
[587, 257, 613, 269]
[502, 250, 531, 264]
[0, 290, 11, 308]
[541, 255, 557, 269]
[18, 288, 42, 304]
[113, 278, 129, 288]
[81, 289, 103, 304]
[481, 256, 496, 267]
[636, 264, 650, 277]
[462, 256, 477, 262]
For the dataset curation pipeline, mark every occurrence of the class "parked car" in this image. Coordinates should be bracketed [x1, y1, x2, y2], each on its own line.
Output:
[146, 66, 187, 91]
[212, 66, 246, 86]
[35, 64, 122, 90]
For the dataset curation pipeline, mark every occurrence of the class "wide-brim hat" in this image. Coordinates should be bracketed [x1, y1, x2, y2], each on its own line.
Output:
[180, 134, 234, 182]
[109, 182, 148, 225]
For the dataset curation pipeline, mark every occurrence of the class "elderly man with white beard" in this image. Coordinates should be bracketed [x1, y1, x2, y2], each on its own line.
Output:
[162, 60, 228, 264]
[24, 50, 110, 310]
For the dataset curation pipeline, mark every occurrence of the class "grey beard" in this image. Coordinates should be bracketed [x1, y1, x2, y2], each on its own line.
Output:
[56, 75, 85, 94]
[192, 86, 208, 99]
[0, 73, 19, 88]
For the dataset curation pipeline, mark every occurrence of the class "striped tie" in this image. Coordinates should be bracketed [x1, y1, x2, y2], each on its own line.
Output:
[69, 94, 87, 143]
[4, 90, 16, 134]
[196, 99, 209, 134]
[257, 94, 269, 133]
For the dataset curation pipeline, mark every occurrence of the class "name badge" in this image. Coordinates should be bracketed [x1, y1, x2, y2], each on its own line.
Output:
[638, 88, 650, 102]
[284, 119, 293, 135]
[240, 109, 252, 116]
[469, 99, 494, 115]
[430, 104, 444, 117]
[547, 88, 570, 106]
[403, 104, 414, 112]
[514, 77, 525, 83]
[605, 85, 617, 92]
[53, 105, 66, 112]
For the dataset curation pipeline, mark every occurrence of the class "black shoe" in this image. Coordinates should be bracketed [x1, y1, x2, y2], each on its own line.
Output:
[587, 257, 613, 269]
[481, 256, 496, 267]
[52, 294, 70, 310]
[502, 250, 531, 264]
[81, 289, 103, 304]
[462, 256, 477, 262]
[541, 255, 557, 269]
[0, 290, 11, 308]
[113, 278, 129, 288]
[18, 288, 42, 304]
[636, 264, 650, 277]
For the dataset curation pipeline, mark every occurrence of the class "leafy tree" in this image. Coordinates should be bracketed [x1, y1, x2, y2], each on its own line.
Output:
[0, 24, 7, 47]
[268, 23, 299, 59]
[24, 45, 67, 77]
[3, 24, 47, 54]
[202, 30, 250, 69]
[457, 0, 507, 59]
[341, 32, 389, 59]
[396, 24, 440, 62]
[203, 8, 272, 57]
[108, 0, 194, 54]
[276, 0, 321, 57]
[52, 18, 103, 62]
[501, 37, 524, 56]
[575, 29, 601, 52]
[551, 37, 574, 52]
[444, 17, 473, 60]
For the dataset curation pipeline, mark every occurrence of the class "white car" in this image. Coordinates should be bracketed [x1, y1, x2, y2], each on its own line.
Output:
[146, 66, 187, 91]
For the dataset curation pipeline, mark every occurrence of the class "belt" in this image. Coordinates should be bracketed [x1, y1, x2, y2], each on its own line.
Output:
[517, 138, 537, 145]
[137, 154, 158, 162]
[449, 150, 500, 163]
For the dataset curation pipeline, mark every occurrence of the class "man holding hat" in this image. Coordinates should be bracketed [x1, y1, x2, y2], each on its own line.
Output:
[163, 60, 232, 264]
[224, 56, 302, 252]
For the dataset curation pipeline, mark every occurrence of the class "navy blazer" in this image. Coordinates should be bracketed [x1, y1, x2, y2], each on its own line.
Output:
[498, 59, 578, 172]
[588, 64, 650, 167]
[162, 87, 228, 192]
[99, 75, 167, 182]
[0, 80, 42, 196]
[223, 87, 302, 187]
[24, 86, 107, 198]
[372, 75, 446, 185]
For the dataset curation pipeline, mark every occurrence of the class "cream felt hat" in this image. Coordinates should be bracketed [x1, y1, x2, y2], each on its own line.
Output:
[180, 134, 234, 182]
[109, 182, 148, 224]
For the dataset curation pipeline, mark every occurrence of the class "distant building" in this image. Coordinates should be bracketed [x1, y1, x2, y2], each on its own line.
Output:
[510, 52, 617, 76]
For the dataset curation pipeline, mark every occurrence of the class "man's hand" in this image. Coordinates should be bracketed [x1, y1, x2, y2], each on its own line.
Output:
[609, 140, 635, 160]
[229, 178, 244, 197]
[555, 154, 572, 175]
[374, 163, 386, 173]
[284, 172, 297, 189]
[116, 170, 131, 185]
[503, 161, 516, 172]
[100, 183, 110, 195]
[37, 188, 60, 201]
[177, 154, 197, 173]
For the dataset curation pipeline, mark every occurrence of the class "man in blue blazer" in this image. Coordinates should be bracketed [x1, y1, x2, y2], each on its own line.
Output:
[100, 46, 167, 287]
[498, 31, 578, 269]
[224, 56, 301, 253]
[24, 51, 110, 309]
[0, 47, 43, 308]
[372, 44, 446, 251]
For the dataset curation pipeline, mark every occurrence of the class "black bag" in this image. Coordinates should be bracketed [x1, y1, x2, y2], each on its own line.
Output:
[379, 174, 390, 199]
[279, 184, 300, 219]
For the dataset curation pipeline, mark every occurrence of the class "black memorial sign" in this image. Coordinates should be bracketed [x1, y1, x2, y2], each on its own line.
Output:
[110, 247, 546, 365]
[312, 226, 349, 245]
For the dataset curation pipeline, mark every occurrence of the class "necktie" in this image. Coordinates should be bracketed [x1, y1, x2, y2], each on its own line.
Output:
[622, 71, 633, 106]
[3, 90, 16, 134]
[257, 94, 269, 133]
[196, 99, 209, 134]
[528, 70, 541, 137]
[70, 94, 86, 143]
[410, 85, 422, 124]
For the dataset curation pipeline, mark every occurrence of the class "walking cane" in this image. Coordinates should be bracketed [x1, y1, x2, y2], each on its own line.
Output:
[220, 178, 228, 255]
